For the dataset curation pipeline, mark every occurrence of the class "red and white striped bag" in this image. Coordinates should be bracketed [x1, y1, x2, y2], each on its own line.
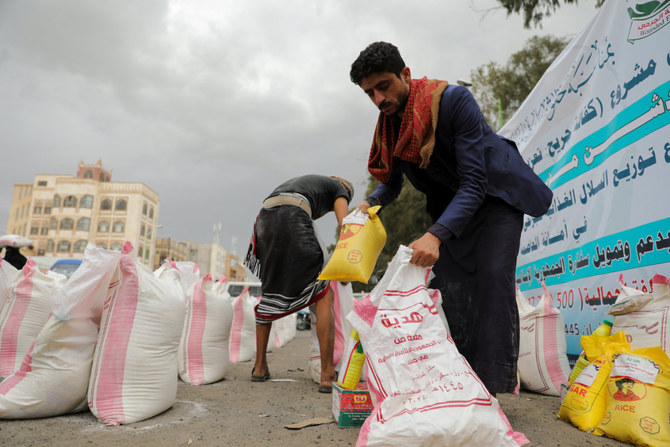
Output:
[516, 283, 570, 396]
[88, 242, 185, 425]
[349, 246, 528, 447]
[229, 288, 259, 363]
[0, 257, 20, 313]
[0, 244, 122, 419]
[0, 259, 66, 378]
[179, 275, 234, 385]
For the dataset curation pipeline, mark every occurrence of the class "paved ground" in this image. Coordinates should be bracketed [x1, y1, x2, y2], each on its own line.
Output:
[0, 330, 628, 447]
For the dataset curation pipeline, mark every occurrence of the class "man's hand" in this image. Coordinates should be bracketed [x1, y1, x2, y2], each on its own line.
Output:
[356, 200, 371, 214]
[408, 232, 441, 267]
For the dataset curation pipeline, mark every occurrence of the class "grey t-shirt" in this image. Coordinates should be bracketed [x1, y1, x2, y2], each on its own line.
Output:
[267, 175, 351, 220]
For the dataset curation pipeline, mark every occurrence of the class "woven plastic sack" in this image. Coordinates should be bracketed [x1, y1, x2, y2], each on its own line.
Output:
[179, 274, 234, 385]
[88, 242, 185, 425]
[0, 259, 65, 378]
[0, 258, 20, 313]
[319, 206, 386, 283]
[229, 288, 259, 363]
[0, 235, 33, 248]
[516, 283, 570, 396]
[268, 313, 297, 351]
[348, 246, 528, 447]
[607, 274, 653, 316]
[558, 331, 629, 431]
[0, 244, 122, 419]
[594, 346, 670, 446]
[612, 273, 670, 355]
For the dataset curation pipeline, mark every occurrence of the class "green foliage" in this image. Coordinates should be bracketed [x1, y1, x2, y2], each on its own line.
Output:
[497, 0, 604, 28]
[469, 35, 569, 129]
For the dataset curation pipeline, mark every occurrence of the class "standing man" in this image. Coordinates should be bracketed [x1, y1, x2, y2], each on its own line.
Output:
[244, 174, 354, 393]
[350, 42, 552, 395]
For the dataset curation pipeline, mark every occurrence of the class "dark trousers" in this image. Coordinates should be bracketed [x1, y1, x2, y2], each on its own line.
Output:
[430, 196, 523, 394]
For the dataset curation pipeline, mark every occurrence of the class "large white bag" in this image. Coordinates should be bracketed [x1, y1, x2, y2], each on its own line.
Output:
[612, 273, 670, 355]
[516, 284, 570, 396]
[88, 242, 185, 425]
[229, 288, 259, 363]
[0, 259, 65, 378]
[0, 257, 20, 313]
[179, 275, 234, 385]
[348, 246, 528, 447]
[0, 244, 122, 419]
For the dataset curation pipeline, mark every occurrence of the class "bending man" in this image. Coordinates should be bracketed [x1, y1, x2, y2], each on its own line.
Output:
[245, 174, 353, 393]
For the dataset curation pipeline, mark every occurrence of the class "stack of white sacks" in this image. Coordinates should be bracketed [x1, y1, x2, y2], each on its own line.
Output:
[0, 242, 298, 425]
[515, 273, 670, 397]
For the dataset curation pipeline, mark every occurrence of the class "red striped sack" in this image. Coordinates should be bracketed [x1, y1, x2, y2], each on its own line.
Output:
[349, 246, 529, 447]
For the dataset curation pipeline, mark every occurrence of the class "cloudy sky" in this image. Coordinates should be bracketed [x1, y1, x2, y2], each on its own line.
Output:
[0, 0, 599, 256]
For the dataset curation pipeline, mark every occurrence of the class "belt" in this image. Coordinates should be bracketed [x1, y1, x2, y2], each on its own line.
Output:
[262, 194, 312, 218]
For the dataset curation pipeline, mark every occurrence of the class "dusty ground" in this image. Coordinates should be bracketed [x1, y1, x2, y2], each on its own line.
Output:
[0, 330, 627, 447]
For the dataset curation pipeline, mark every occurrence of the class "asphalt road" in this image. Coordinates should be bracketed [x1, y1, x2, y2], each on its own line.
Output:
[0, 329, 628, 447]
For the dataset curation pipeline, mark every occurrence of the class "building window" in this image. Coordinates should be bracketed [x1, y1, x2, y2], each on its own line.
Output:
[143, 204, 148, 215]
[97, 242, 107, 249]
[138, 246, 144, 257]
[76, 218, 91, 231]
[112, 221, 125, 233]
[30, 227, 39, 235]
[60, 218, 74, 230]
[37, 180, 47, 187]
[140, 225, 145, 236]
[101, 199, 112, 210]
[47, 240, 54, 252]
[44, 206, 51, 214]
[99, 173, 105, 181]
[84, 170, 93, 179]
[38, 249, 45, 255]
[41, 227, 49, 235]
[80, 195, 94, 208]
[73, 240, 87, 253]
[146, 228, 152, 239]
[57, 241, 71, 252]
[50, 218, 58, 229]
[63, 196, 77, 207]
[53, 195, 61, 207]
[97, 221, 110, 232]
[149, 207, 154, 219]
[115, 199, 127, 211]
[110, 243, 123, 251]
[34, 206, 42, 214]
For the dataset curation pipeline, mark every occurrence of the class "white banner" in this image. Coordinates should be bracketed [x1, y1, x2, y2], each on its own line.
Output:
[501, 0, 670, 362]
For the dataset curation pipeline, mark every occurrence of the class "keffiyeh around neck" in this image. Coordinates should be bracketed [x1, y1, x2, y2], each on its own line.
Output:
[367, 77, 449, 183]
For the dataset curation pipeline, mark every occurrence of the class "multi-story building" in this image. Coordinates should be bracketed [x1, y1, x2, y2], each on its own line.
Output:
[154, 238, 246, 281]
[5, 160, 159, 265]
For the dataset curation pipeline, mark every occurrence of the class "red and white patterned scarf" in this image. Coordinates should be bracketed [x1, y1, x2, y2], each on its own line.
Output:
[367, 77, 449, 183]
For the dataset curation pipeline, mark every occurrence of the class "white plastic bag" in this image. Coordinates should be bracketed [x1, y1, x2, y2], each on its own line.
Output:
[0, 257, 20, 313]
[179, 274, 234, 385]
[516, 283, 570, 396]
[0, 259, 65, 378]
[229, 288, 259, 363]
[0, 244, 122, 419]
[88, 242, 185, 425]
[348, 246, 528, 447]
[612, 273, 670, 355]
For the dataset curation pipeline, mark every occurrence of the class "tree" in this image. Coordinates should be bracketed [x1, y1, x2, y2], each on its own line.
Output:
[469, 35, 569, 129]
[495, 0, 605, 28]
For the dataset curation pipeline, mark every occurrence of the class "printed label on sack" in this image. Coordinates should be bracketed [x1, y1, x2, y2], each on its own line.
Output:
[574, 362, 600, 387]
[610, 354, 659, 385]
[342, 211, 368, 227]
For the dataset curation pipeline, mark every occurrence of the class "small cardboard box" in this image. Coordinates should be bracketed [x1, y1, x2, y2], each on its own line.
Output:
[332, 382, 374, 427]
